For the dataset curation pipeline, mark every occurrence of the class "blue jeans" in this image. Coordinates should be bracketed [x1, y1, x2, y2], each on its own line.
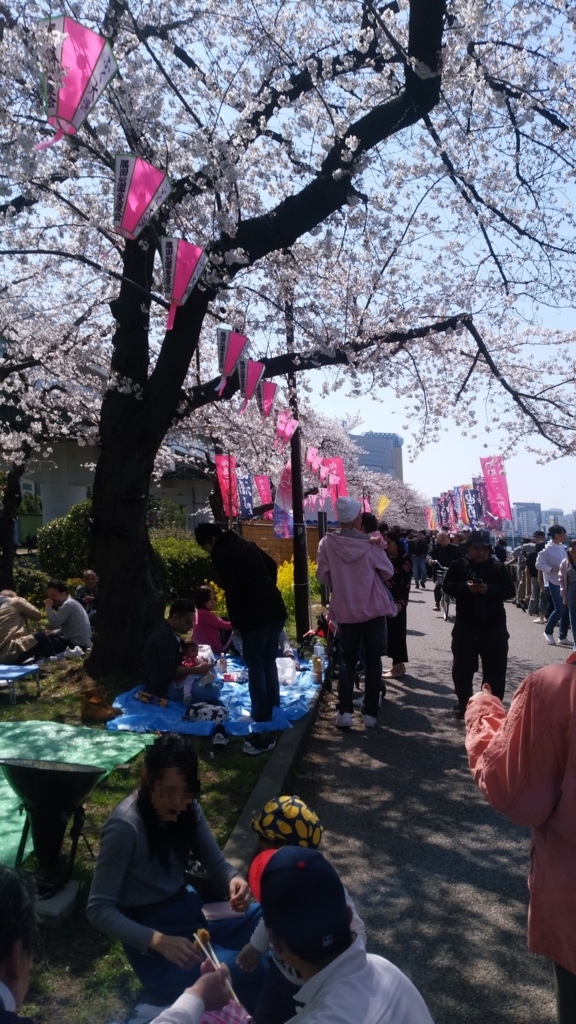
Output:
[339, 617, 385, 717]
[545, 583, 570, 639]
[413, 555, 427, 587]
[242, 622, 284, 722]
[122, 889, 267, 1009]
[568, 580, 576, 650]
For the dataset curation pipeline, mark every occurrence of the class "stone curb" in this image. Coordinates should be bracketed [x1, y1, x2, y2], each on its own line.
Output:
[222, 686, 324, 875]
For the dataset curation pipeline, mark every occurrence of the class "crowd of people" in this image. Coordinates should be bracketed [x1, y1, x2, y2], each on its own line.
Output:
[2, 515, 576, 1023]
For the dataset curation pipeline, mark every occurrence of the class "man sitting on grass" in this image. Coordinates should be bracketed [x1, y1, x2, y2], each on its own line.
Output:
[27, 580, 92, 660]
[142, 599, 211, 700]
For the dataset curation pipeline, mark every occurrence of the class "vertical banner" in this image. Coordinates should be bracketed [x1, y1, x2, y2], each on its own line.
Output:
[214, 454, 238, 517]
[320, 457, 347, 497]
[253, 475, 272, 508]
[235, 470, 253, 518]
[462, 487, 477, 528]
[480, 456, 512, 521]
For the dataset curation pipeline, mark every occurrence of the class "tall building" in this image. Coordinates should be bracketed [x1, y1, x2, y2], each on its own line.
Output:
[542, 508, 565, 528]
[349, 432, 404, 480]
[512, 502, 541, 536]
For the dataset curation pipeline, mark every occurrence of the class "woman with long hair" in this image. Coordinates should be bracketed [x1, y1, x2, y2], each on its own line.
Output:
[87, 734, 266, 1010]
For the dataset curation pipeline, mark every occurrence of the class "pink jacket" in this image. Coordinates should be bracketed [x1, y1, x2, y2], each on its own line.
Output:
[316, 532, 395, 624]
[465, 664, 576, 975]
[192, 608, 231, 655]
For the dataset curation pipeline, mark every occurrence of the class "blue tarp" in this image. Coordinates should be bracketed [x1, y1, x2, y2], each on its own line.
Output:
[107, 662, 319, 736]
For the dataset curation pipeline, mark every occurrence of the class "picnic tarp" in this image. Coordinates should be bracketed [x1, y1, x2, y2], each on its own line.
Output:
[107, 663, 320, 736]
[0, 721, 148, 866]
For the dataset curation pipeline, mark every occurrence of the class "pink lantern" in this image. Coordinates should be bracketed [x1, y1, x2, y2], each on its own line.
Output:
[305, 446, 318, 469]
[113, 155, 172, 240]
[35, 16, 118, 149]
[238, 358, 265, 414]
[274, 410, 289, 449]
[161, 237, 207, 330]
[215, 329, 249, 396]
[257, 380, 277, 419]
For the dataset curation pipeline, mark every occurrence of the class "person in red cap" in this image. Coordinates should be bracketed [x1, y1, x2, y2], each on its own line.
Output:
[465, 657, 576, 1024]
[259, 847, 434, 1024]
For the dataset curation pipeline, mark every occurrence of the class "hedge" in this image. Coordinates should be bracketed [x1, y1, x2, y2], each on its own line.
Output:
[37, 500, 92, 579]
[151, 537, 216, 602]
[13, 566, 50, 607]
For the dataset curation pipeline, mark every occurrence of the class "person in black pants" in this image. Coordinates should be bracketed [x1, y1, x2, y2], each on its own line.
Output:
[195, 524, 287, 755]
[427, 532, 460, 610]
[443, 530, 516, 717]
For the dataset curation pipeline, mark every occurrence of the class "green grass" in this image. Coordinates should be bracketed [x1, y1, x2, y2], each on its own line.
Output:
[0, 659, 273, 1023]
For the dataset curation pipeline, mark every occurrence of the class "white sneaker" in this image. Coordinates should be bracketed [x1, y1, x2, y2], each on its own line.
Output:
[362, 714, 377, 728]
[353, 694, 383, 708]
[543, 633, 556, 645]
[335, 711, 353, 728]
[64, 645, 84, 659]
[558, 638, 573, 647]
[533, 618, 545, 623]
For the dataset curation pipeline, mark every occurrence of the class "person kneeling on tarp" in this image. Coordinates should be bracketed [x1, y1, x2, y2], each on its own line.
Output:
[86, 733, 267, 1013]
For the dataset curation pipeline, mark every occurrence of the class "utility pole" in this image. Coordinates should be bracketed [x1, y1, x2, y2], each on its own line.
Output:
[285, 295, 310, 641]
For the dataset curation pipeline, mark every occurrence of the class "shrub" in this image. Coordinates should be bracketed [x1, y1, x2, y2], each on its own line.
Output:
[276, 558, 320, 617]
[151, 537, 217, 602]
[37, 500, 92, 579]
[13, 566, 49, 607]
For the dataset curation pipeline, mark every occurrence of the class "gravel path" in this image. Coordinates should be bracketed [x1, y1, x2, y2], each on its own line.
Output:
[293, 588, 569, 1024]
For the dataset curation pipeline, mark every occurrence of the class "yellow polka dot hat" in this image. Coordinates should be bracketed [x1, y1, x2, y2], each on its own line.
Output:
[251, 795, 323, 848]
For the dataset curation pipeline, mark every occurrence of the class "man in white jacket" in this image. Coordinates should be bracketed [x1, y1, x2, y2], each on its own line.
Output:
[536, 525, 570, 646]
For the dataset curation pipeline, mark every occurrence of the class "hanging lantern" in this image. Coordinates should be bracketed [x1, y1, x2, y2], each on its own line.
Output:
[257, 380, 277, 419]
[215, 329, 249, 396]
[161, 237, 207, 330]
[113, 154, 172, 240]
[35, 16, 118, 150]
[238, 358, 265, 414]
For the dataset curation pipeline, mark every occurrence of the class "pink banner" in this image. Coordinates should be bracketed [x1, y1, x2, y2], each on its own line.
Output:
[480, 456, 512, 521]
[274, 410, 289, 448]
[305, 446, 318, 469]
[257, 380, 277, 419]
[238, 359, 265, 413]
[275, 460, 292, 512]
[320, 457, 347, 497]
[253, 474, 273, 520]
[215, 331, 248, 395]
[214, 454, 238, 517]
[161, 237, 206, 330]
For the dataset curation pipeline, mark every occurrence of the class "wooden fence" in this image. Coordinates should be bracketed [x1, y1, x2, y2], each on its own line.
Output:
[240, 521, 323, 565]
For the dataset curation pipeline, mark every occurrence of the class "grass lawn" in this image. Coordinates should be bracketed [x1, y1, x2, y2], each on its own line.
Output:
[0, 660, 272, 1024]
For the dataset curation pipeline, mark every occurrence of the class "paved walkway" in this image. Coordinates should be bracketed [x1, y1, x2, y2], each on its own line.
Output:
[294, 589, 569, 1024]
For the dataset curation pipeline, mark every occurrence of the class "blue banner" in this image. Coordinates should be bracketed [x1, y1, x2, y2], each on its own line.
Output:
[236, 471, 253, 518]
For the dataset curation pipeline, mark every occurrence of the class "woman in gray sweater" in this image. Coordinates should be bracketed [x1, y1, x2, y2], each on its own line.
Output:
[87, 734, 267, 1010]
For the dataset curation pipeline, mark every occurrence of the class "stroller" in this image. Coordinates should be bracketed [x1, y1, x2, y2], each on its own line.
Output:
[302, 612, 343, 691]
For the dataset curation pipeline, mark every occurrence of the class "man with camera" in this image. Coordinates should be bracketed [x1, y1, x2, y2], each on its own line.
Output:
[443, 530, 516, 718]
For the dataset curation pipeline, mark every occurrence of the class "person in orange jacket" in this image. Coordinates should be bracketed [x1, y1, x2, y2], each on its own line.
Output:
[465, 655, 576, 1023]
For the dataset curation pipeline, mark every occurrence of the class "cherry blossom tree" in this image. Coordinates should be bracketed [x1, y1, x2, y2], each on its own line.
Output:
[1, 0, 576, 670]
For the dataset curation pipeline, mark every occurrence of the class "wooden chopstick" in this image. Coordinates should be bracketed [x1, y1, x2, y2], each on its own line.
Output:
[193, 931, 241, 1006]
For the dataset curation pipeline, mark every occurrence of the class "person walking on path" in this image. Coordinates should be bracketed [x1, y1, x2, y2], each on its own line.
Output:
[526, 531, 548, 623]
[381, 531, 412, 681]
[536, 525, 570, 647]
[316, 497, 395, 729]
[411, 531, 429, 590]
[427, 531, 460, 612]
[443, 529, 515, 718]
[465, 659, 576, 1024]
[559, 539, 576, 652]
[195, 523, 286, 755]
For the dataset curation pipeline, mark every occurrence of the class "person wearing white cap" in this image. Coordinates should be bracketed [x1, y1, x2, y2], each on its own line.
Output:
[316, 497, 395, 728]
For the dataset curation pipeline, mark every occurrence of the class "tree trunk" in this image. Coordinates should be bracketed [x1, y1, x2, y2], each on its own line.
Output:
[0, 463, 25, 590]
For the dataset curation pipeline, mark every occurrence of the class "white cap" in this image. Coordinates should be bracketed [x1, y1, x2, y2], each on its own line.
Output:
[335, 496, 361, 523]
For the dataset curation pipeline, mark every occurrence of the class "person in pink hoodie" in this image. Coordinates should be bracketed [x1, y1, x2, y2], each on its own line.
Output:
[191, 586, 232, 656]
[316, 496, 395, 730]
[465, 659, 576, 1023]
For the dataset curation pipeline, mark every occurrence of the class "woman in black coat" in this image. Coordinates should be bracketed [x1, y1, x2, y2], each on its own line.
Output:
[382, 531, 412, 679]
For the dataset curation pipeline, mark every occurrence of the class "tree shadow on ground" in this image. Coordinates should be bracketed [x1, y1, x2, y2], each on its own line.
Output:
[293, 649, 554, 1024]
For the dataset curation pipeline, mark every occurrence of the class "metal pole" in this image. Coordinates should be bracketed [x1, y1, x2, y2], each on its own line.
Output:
[317, 510, 329, 607]
[285, 295, 310, 641]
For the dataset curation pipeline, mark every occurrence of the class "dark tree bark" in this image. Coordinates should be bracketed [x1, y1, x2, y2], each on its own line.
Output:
[0, 462, 25, 590]
[87, 0, 447, 676]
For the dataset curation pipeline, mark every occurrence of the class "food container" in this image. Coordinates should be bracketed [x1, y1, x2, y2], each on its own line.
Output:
[276, 657, 297, 685]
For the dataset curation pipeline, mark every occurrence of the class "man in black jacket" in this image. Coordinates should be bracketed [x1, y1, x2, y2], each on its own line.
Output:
[443, 530, 516, 717]
[195, 524, 287, 755]
[142, 599, 211, 699]
[0, 866, 37, 1023]
[427, 532, 460, 611]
